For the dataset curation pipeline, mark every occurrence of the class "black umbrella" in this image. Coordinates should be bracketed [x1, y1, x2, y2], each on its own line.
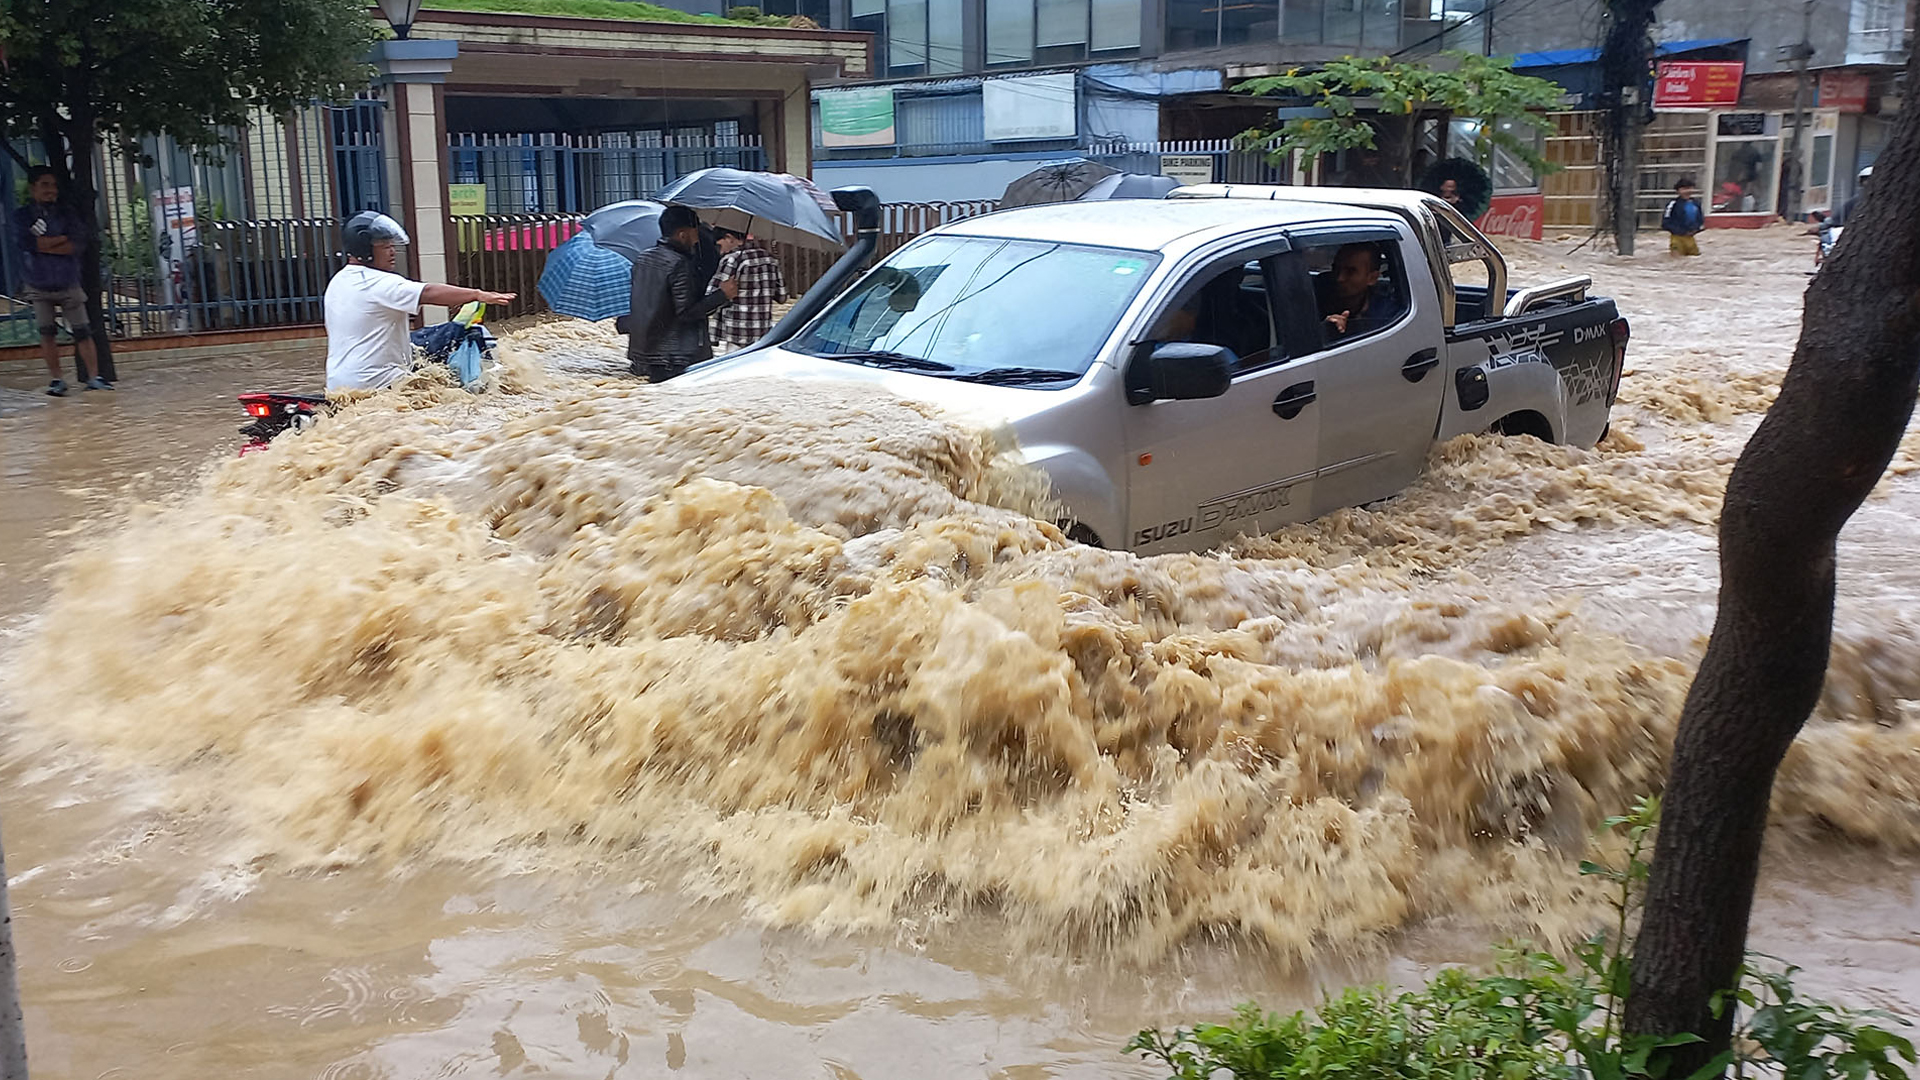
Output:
[654, 168, 843, 251]
[1079, 173, 1185, 201]
[999, 158, 1122, 208]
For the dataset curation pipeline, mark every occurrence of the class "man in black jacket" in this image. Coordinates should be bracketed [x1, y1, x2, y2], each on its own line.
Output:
[627, 205, 736, 382]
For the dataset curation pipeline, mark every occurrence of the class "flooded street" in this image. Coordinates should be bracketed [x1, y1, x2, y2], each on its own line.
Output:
[2, 228, 1917, 1078]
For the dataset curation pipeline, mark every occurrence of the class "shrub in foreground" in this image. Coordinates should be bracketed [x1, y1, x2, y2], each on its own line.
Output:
[1128, 799, 1915, 1080]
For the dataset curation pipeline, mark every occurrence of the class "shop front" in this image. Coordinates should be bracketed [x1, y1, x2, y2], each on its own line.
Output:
[1702, 108, 1843, 226]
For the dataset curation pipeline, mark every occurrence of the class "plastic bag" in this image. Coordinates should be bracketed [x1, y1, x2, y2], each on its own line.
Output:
[449, 337, 483, 387]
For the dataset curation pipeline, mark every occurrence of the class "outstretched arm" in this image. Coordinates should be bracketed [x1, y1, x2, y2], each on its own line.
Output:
[420, 283, 515, 309]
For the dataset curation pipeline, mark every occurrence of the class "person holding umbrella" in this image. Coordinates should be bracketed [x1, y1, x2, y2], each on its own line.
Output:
[627, 205, 737, 382]
[709, 228, 786, 352]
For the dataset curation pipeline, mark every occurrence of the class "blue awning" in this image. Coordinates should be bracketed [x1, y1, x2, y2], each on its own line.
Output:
[1512, 37, 1746, 69]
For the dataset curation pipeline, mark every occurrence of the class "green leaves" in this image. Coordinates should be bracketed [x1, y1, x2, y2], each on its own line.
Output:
[1128, 796, 1911, 1080]
[2, 0, 382, 149]
[1231, 52, 1565, 172]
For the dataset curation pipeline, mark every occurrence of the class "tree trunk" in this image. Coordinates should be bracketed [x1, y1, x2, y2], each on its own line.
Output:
[1598, 0, 1659, 254]
[64, 115, 117, 383]
[1623, 46, 1920, 1076]
[0, 820, 25, 1080]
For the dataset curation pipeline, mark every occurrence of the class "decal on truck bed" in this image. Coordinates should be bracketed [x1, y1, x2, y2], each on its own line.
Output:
[1455, 309, 1612, 407]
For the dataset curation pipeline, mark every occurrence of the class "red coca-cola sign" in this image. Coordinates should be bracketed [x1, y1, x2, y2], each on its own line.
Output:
[1476, 193, 1544, 241]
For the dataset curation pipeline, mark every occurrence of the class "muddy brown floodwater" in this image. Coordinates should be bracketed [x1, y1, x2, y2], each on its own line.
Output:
[2, 228, 1917, 1079]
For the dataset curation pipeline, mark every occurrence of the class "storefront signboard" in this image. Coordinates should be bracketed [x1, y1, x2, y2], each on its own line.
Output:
[1654, 61, 1745, 109]
[1159, 155, 1215, 187]
[447, 184, 486, 216]
[1817, 72, 1869, 113]
[819, 86, 896, 148]
[983, 73, 1076, 141]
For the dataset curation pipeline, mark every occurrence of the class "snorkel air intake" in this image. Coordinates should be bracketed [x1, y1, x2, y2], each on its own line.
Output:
[746, 186, 882, 353]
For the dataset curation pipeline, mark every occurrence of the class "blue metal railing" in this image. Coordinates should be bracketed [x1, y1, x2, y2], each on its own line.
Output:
[447, 133, 770, 214]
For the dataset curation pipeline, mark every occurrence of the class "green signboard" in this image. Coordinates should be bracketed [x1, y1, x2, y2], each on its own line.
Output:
[819, 86, 896, 148]
[447, 183, 487, 216]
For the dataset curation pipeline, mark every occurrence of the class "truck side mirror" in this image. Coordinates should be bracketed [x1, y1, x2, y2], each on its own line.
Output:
[1126, 342, 1233, 404]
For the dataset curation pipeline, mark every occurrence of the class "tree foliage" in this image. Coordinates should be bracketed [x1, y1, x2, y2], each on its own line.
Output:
[1, 0, 380, 376]
[0, 0, 381, 152]
[1234, 52, 1566, 174]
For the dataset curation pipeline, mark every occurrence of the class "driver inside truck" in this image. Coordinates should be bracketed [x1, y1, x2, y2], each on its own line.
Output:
[1149, 265, 1273, 367]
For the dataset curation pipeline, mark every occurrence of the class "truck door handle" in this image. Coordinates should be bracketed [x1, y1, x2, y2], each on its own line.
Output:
[1402, 348, 1440, 382]
[1273, 381, 1316, 419]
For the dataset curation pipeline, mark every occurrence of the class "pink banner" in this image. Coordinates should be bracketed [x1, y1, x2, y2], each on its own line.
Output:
[1476, 193, 1544, 241]
[483, 221, 582, 252]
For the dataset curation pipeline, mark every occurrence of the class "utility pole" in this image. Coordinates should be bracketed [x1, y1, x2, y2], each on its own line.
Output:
[0, 821, 25, 1080]
[1783, 0, 1817, 219]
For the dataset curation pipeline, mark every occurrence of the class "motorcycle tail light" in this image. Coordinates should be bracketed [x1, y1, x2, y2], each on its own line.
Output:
[244, 401, 274, 418]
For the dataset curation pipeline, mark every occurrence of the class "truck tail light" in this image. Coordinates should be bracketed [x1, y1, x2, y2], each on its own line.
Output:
[1607, 317, 1630, 404]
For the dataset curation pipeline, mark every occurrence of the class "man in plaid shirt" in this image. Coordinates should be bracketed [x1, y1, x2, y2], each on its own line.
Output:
[709, 229, 786, 350]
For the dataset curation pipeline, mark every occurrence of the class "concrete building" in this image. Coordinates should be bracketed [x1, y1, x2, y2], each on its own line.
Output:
[782, 0, 1511, 201]
[1503, 0, 1910, 228]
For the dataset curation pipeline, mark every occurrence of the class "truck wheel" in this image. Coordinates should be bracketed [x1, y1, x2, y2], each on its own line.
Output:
[1489, 411, 1556, 443]
[1061, 522, 1104, 548]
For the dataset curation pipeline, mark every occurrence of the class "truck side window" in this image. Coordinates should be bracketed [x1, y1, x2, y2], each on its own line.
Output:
[1299, 240, 1410, 348]
[1147, 259, 1280, 372]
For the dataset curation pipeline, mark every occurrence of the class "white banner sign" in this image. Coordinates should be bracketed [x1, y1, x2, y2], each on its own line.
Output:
[983, 73, 1077, 142]
[151, 186, 197, 331]
[1159, 155, 1215, 187]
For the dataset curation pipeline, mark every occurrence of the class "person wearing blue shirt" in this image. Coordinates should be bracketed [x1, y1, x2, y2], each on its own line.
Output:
[1661, 177, 1707, 257]
[12, 167, 108, 395]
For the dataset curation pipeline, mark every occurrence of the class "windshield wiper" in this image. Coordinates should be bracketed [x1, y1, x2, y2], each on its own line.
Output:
[813, 349, 954, 372]
[949, 366, 1079, 385]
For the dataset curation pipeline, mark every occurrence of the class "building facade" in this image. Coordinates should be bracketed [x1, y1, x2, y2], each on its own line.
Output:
[778, 0, 1906, 213]
[796, 0, 1505, 200]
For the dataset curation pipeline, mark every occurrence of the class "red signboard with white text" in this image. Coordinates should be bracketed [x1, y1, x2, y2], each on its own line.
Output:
[1654, 61, 1745, 109]
[1818, 71, 1869, 113]
[1476, 193, 1544, 241]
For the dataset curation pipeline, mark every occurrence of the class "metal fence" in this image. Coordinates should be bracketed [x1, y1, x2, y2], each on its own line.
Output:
[446, 200, 1000, 321]
[4, 97, 383, 345]
[778, 200, 998, 295]
[451, 214, 585, 320]
[1087, 139, 1295, 186]
[447, 133, 769, 215]
[104, 218, 345, 336]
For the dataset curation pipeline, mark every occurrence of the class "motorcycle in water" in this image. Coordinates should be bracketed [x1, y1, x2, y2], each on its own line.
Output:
[1807, 211, 1843, 273]
[236, 303, 496, 455]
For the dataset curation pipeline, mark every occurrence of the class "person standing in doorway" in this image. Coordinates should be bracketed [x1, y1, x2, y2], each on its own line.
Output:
[709, 228, 786, 353]
[626, 205, 736, 382]
[13, 167, 107, 396]
[1662, 178, 1706, 257]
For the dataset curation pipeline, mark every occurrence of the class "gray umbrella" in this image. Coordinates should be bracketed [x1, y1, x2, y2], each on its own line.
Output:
[1079, 172, 1185, 201]
[654, 168, 843, 251]
[581, 199, 667, 263]
[999, 158, 1121, 208]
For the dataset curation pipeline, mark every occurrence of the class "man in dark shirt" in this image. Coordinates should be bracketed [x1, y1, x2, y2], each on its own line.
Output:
[625, 205, 736, 382]
[1318, 243, 1400, 341]
[13, 168, 107, 395]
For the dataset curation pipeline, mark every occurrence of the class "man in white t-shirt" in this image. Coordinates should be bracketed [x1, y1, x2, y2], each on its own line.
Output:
[324, 212, 516, 392]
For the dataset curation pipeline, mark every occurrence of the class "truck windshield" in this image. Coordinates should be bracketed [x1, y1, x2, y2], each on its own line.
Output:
[787, 235, 1159, 385]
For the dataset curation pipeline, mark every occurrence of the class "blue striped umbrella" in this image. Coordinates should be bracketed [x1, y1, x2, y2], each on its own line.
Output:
[537, 233, 634, 322]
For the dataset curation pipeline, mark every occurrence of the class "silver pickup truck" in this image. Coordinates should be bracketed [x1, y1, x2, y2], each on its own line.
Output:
[683, 186, 1628, 553]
